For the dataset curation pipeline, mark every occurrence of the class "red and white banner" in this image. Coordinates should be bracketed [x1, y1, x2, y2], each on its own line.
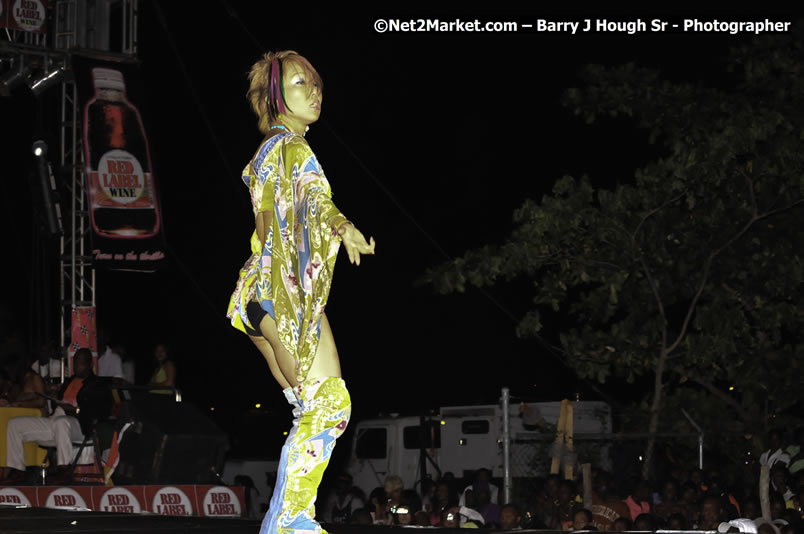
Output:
[2, 485, 245, 517]
[0, 0, 48, 33]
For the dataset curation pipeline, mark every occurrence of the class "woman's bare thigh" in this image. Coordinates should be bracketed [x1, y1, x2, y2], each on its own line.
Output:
[251, 311, 341, 388]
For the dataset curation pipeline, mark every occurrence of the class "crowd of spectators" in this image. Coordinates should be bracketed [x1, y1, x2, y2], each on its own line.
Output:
[314, 428, 804, 532]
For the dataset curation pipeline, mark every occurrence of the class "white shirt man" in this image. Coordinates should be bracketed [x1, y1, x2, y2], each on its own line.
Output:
[97, 346, 124, 379]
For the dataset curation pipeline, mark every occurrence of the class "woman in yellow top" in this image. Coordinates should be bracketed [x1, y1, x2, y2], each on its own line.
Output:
[147, 343, 175, 395]
[226, 50, 375, 534]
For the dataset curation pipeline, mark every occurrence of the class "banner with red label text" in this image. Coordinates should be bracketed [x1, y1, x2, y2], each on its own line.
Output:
[0, 485, 245, 517]
[72, 53, 167, 271]
[0, 0, 48, 33]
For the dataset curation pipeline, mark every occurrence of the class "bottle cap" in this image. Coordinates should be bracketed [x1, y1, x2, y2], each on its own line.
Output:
[92, 68, 126, 91]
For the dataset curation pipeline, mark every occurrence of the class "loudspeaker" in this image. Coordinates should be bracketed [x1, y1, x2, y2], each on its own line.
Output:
[113, 394, 228, 485]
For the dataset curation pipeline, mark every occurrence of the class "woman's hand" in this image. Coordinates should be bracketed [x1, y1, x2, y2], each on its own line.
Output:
[338, 223, 375, 266]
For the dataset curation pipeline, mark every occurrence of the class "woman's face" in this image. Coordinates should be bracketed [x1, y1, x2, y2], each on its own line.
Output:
[155, 345, 167, 362]
[279, 59, 321, 127]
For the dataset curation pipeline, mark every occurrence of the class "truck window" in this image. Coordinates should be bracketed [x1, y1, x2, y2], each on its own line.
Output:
[461, 420, 489, 434]
[403, 422, 441, 449]
[356, 428, 387, 459]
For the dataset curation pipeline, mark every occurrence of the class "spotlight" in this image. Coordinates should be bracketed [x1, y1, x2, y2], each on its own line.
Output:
[0, 65, 31, 97]
[30, 67, 66, 96]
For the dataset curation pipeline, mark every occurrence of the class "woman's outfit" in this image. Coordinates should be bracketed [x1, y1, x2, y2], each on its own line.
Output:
[148, 363, 171, 395]
[226, 130, 352, 534]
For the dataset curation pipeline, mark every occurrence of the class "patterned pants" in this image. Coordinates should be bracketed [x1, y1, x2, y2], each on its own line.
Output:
[260, 376, 352, 534]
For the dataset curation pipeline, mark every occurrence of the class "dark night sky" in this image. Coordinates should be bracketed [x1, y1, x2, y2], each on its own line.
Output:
[1, 7, 795, 453]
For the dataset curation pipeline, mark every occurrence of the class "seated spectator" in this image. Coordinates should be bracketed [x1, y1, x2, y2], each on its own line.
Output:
[681, 481, 700, 525]
[552, 479, 581, 530]
[537, 474, 561, 527]
[574, 508, 595, 530]
[432, 479, 460, 525]
[613, 516, 633, 531]
[366, 486, 388, 525]
[349, 508, 372, 525]
[441, 505, 484, 528]
[697, 495, 727, 530]
[5, 354, 47, 412]
[147, 343, 176, 395]
[500, 503, 523, 530]
[1, 349, 113, 485]
[391, 492, 421, 526]
[667, 512, 688, 530]
[320, 472, 365, 523]
[420, 477, 436, 513]
[634, 512, 658, 531]
[754, 518, 781, 534]
[654, 479, 688, 521]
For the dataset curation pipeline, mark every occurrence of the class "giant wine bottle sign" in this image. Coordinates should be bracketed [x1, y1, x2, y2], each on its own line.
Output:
[73, 55, 166, 271]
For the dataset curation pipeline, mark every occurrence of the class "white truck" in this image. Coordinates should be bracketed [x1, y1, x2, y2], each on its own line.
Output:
[346, 399, 613, 496]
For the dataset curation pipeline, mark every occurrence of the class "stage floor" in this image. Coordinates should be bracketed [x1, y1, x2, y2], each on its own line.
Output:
[1, 506, 261, 533]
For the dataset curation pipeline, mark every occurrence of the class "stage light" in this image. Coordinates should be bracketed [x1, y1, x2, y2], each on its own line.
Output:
[729, 386, 735, 391]
[0, 65, 31, 97]
[30, 66, 65, 96]
[255, 403, 261, 409]
[210, 407, 215, 411]
[32, 140, 47, 157]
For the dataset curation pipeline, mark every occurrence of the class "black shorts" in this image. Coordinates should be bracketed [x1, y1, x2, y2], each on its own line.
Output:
[245, 301, 268, 336]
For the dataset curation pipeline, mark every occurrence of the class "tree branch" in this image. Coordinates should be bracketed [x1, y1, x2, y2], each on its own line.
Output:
[673, 365, 744, 414]
[665, 192, 804, 355]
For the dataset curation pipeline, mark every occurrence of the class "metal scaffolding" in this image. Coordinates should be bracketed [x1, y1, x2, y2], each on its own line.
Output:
[1, 0, 138, 354]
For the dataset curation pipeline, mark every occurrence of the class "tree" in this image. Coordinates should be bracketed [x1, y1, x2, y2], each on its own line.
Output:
[422, 30, 804, 478]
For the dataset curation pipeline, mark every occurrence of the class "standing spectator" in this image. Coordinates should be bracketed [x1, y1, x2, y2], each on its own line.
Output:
[623, 479, 652, 520]
[97, 329, 124, 379]
[234, 474, 261, 519]
[591, 471, 630, 531]
[31, 341, 61, 382]
[147, 343, 176, 395]
[471, 480, 500, 526]
[460, 468, 500, 506]
[115, 343, 136, 385]
[787, 428, 804, 475]
[759, 429, 791, 470]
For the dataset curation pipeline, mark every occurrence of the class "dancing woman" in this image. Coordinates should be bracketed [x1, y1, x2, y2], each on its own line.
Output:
[226, 50, 375, 534]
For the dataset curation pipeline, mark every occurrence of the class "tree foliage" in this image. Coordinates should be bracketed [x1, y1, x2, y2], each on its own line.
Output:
[422, 30, 804, 474]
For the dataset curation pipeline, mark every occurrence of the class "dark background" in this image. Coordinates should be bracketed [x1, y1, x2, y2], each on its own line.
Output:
[0, 6, 794, 457]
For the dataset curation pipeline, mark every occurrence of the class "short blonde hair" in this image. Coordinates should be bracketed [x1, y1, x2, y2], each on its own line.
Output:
[384, 474, 404, 494]
[246, 50, 323, 135]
